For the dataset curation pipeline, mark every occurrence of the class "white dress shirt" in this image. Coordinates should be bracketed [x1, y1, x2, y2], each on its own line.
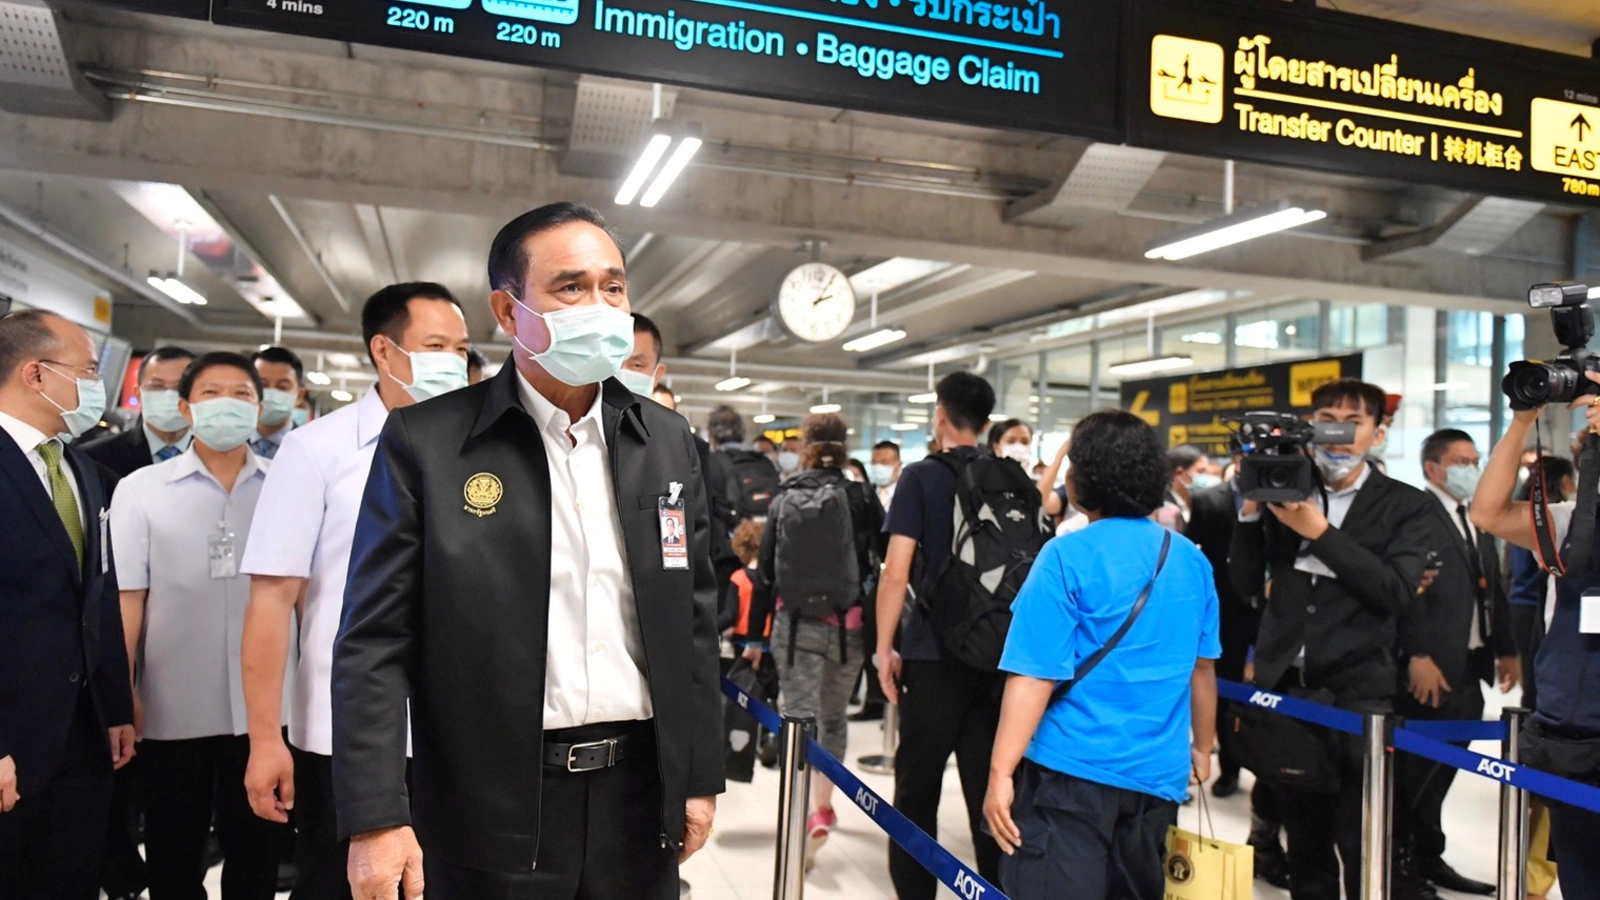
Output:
[1426, 482, 1485, 651]
[0, 409, 85, 527]
[515, 371, 652, 729]
[143, 422, 192, 460]
[239, 388, 396, 757]
[248, 420, 293, 460]
[111, 449, 281, 741]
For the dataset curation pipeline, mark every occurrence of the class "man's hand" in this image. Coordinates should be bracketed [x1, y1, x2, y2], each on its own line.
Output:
[1190, 745, 1212, 786]
[1267, 500, 1330, 540]
[1417, 567, 1440, 594]
[245, 736, 296, 823]
[348, 825, 424, 900]
[110, 725, 136, 770]
[1051, 440, 1071, 466]
[681, 796, 717, 862]
[1566, 374, 1600, 432]
[1409, 656, 1451, 708]
[982, 771, 1019, 855]
[1513, 405, 1545, 427]
[877, 646, 902, 705]
[740, 645, 764, 671]
[0, 755, 17, 812]
[1498, 656, 1522, 693]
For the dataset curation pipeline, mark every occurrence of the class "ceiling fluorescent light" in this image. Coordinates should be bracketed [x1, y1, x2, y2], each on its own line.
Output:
[615, 134, 672, 206]
[1145, 204, 1328, 261]
[639, 135, 703, 208]
[849, 258, 951, 296]
[1589, 286, 1600, 300]
[147, 275, 208, 306]
[889, 422, 920, 431]
[1108, 356, 1195, 377]
[752, 413, 776, 424]
[330, 389, 353, 402]
[809, 402, 842, 414]
[715, 376, 751, 392]
[1181, 331, 1223, 345]
[842, 328, 907, 352]
[306, 371, 332, 386]
[908, 392, 938, 404]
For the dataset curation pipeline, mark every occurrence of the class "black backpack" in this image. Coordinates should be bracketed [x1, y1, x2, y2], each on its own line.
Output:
[718, 448, 781, 521]
[771, 470, 861, 621]
[924, 452, 1052, 671]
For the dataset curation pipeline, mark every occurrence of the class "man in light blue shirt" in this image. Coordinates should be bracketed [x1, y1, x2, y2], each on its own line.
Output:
[985, 409, 1219, 900]
[248, 346, 305, 460]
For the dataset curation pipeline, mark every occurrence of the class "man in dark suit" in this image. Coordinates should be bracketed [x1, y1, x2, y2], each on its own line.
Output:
[334, 203, 724, 900]
[0, 309, 136, 899]
[1230, 379, 1435, 900]
[81, 345, 197, 479]
[1396, 429, 1520, 898]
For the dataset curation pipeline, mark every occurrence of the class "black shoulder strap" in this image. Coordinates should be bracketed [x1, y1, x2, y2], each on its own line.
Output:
[1049, 531, 1172, 706]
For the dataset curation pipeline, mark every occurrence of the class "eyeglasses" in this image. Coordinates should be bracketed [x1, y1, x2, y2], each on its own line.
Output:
[40, 359, 101, 379]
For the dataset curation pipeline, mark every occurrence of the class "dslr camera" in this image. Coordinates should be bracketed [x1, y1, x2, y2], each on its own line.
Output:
[1503, 282, 1596, 410]
[1225, 411, 1358, 503]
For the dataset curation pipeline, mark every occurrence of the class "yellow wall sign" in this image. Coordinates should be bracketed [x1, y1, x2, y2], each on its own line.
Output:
[1151, 35, 1226, 123]
[1288, 359, 1344, 406]
[1530, 97, 1600, 180]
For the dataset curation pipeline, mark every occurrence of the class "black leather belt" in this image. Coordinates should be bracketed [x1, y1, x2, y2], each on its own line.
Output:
[542, 731, 646, 773]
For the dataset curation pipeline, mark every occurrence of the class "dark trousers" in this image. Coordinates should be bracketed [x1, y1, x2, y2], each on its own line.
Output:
[1510, 604, 1543, 714]
[141, 734, 281, 900]
[1000, 760, 1176, 900]
[289, 747, 349, 900]
[425, 722, 676, 899]
[1215, 612, 1257, 778]
[0, 692, 112, 900]
[1397, 660, 1486, 867]
[100, 757, 148, 897]
[891, 659, 1004, 900]
[1277, 760, 1364, 900]
[1549, 799, 1600, 900]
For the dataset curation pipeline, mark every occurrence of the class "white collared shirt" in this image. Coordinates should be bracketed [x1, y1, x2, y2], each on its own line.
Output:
[0, 409, 85, 527]
[514, 371, 652, 729]
[111, 448, 279, 741]
[240, 388, 393, 756]
[1426, 482, 1485, 651]
[143, 421, 192, 461]
[249, 420, 294, 460]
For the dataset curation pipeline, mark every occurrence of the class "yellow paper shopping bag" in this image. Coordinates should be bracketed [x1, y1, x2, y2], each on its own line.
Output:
[1164, 825, 1256, 900]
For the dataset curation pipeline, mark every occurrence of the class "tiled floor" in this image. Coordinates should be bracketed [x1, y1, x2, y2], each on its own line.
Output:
[198, 682, 1555, 900]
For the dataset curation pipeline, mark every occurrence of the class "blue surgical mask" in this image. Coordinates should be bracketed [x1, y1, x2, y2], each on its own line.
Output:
[142, 388, 188, 432]
[1443, 464, 1481, 502]
[615, 366, 657, 397]
[778, 451, 801, 473]
[386, 339, 468, 402]
[869, 463, 896, 488]
[290, 406, 311, 427]
[510, 295, 635, 387]
[1313, 446, 1361, 484]
[1191, 472, 1223, 491]
[39, 363, 107, 441]
[258, 388, 297, 426]
[190, 397, 260, 452]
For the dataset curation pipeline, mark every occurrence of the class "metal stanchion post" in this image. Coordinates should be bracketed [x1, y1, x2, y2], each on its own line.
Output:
[1497, 708, 1530, 900]
[773, 713, 814, 900]
[1362, 713, 1394, 900]
[857, 703, 898, 775]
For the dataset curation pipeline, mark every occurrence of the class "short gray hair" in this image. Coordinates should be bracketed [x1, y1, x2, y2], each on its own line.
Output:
[0, 309, 65, 386]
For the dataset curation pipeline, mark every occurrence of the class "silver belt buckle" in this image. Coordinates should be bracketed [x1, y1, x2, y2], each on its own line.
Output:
[566, 738, 618, 773]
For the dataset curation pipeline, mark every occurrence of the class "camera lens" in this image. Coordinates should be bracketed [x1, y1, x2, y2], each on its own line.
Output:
[1503, 361, 1579, 408]
[1263, 465, 1296, 490]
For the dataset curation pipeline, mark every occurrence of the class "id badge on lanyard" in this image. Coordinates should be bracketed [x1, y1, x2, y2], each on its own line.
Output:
[208, 520, 238, 580]
[659, 481, 688, 570]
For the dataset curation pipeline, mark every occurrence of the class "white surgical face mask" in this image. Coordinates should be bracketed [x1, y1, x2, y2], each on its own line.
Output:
[386, 338, 469, 402]
[1314, 446, 1361, 484]
[615, 366, 658, 397]
[39, 363, 106, 441]
[189, 397, 260, 452]
[1443, 463, 1481, 502]
[999, 443, 1032, 465]
[778, 451, 800, 473]
[258, 388, 297, 427]
[141, 388, 188, 432]
[510, 295, 634, 387]
[1191, 472, 1223, 491]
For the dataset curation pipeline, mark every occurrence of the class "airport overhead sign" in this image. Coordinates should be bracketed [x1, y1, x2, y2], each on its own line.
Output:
[1127, 0, 1600, 205]
[206, 0, 1123, 139]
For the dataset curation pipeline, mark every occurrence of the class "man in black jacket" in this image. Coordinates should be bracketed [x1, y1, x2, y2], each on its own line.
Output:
[1396, 429, 1519, 897]
[1230, 379, 1434, 900]
[0, 310, 136, 899]
[81, 345, 196, 478]
[333, 203, 723, 900]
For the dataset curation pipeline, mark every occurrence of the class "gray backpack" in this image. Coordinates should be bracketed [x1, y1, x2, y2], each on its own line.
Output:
[772, 470, 861, 621]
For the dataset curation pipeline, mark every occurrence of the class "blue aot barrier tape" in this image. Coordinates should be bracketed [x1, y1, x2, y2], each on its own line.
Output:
[721, 676, 1011, 900]
[1401, 719, 1508, 743]
[1215, 678, 1366, 736]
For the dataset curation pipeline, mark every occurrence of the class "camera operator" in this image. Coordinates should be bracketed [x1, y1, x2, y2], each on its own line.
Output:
[1230, 379, 1435, 900]
[1471, 389, 1600, 900]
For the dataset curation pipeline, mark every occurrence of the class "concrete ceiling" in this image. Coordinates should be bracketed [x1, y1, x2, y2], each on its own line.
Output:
[0, 0, 1596, 423]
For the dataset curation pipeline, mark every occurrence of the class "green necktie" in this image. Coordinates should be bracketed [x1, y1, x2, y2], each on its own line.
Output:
[37, 440, 84, 567]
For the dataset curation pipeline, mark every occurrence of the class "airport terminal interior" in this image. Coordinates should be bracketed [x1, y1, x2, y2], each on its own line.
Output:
[3, 0, 1600, 897]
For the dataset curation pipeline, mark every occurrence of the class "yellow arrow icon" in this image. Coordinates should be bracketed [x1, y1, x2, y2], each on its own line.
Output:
[1129, 390, 1161, 427]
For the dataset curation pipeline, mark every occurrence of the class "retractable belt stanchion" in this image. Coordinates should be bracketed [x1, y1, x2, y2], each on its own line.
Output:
[857, 703, 897, 775]
[1362, 713, 1395, 900]
[773, 713, 814, 900]
[1497, 708, 1530, 900]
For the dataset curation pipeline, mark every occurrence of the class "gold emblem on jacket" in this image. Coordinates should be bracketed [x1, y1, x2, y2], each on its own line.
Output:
[463, 473, 503, 517]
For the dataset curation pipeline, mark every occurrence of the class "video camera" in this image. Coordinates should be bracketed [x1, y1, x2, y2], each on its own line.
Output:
[1225, 411, 1357, 503]
[1503, 282, 1596, 410]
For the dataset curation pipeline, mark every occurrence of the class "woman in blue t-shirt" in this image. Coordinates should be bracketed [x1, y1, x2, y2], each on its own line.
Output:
[983, 409, 1221, 900]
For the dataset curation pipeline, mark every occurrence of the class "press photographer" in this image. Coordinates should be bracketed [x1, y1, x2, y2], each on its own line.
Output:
[1470, 281, 1600, 900]
[1228, 379, 1436, 900]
